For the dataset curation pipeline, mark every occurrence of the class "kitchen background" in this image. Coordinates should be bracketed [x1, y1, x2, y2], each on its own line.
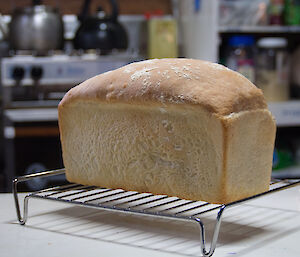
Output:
[0, 0, 299, 192]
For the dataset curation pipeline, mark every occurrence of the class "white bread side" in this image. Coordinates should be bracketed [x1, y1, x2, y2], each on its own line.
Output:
[58, 58, 276, 204]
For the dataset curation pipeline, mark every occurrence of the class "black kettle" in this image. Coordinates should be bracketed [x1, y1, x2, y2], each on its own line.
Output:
[74, 0, 128, 53]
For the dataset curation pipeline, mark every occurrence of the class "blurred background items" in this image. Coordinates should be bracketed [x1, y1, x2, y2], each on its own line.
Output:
[0, 0, 300, 192]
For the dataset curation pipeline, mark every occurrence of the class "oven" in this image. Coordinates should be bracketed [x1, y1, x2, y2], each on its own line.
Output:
[1, 52, 137, 192]
[2, 108, 64, 192]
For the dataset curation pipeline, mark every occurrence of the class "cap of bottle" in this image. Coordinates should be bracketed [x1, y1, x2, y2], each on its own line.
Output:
[257, 37, 287, 48]
[228, 35, 255, 46]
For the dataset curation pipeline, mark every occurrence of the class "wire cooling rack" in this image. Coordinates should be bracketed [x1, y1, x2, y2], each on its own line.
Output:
[13, 169, 300, 257]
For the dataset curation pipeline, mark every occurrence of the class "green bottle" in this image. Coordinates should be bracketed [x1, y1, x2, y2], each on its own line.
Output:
[285, 0, 300, 25]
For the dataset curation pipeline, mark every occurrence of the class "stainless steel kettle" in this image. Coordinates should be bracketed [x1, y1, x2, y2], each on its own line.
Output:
[9, 0, 64, 54]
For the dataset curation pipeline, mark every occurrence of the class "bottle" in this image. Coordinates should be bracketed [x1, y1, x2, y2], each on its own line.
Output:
[147, 11, 178, 59]
[268, 0, 284, 25]
[291, 46, 300, 98]
[225, 35, 256, 82]
[256, 37, 290, 102]
[284, 0, 300, 25]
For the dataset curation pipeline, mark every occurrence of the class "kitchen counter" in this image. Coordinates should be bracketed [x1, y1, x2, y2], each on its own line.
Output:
[1, 185, 300, 257]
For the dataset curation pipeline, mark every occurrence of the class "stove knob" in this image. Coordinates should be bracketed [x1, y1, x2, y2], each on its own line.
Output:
[12, 66, 25, 81]
[31, 66, 43, 80]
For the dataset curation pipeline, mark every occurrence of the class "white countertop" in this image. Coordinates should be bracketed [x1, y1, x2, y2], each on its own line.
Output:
[1, 186, 300, 257]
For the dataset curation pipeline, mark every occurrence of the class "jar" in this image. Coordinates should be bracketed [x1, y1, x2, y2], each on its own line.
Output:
[291, 46, 300, 98]
[256, 37, 290, 102]
[225, 35, 255, 82]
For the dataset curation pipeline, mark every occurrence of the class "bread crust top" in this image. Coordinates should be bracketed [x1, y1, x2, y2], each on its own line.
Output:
[59, 58, 267, 116]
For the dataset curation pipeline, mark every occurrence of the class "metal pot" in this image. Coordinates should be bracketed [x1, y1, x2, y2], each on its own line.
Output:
[9, 0, 64, 54]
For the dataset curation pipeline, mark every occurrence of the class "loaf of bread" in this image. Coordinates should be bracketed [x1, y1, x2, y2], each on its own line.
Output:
[58, 58, 276, 204]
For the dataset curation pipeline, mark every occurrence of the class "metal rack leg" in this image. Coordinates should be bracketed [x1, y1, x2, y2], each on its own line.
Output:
[12, 169, 65, 225]
[20, 195, 29, 225]
[196, 206, 226, 257]
[13, 178, 30, 225]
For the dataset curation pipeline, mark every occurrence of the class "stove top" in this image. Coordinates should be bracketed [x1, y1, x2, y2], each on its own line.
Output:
[8, 48, 128, 57]
[1, 51, 141, 108]
[1, 51, 139, 87]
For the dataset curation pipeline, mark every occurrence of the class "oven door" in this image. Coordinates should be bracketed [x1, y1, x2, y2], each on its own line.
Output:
[3, 108, 65, 192]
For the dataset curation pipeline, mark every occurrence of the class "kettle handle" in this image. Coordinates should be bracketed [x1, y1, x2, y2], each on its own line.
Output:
[110, 0, 119, 22]
[32, 0, 42, 5]
[78, 0, 91, 21]
[78, 0, 119, 22]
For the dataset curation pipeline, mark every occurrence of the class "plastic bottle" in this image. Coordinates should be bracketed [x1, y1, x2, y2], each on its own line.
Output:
[268, 0, 284, 25]
[284, 0, 300, 25]
[256, 37, 290, 102]
[225, 35, 256, 82]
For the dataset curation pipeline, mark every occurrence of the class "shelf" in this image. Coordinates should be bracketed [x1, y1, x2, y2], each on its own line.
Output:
[272, 165, 300, 179]
[268, 100, 300, 127]
[219, 25, 300, 34]
[4, 108, 58, 123]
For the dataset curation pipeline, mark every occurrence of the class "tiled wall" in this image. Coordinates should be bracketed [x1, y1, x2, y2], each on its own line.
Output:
[0, 0, 172, 15]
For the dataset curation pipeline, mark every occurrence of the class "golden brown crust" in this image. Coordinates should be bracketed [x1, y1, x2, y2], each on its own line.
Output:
[59, 58, 267, 116]
[58, 58, 275, 204]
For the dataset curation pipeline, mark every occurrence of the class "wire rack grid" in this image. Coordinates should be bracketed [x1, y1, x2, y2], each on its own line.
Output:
[13, 168, 300, 257]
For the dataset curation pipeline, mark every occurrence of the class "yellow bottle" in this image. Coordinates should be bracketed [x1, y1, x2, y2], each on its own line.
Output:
[148, 17, 178, 59]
